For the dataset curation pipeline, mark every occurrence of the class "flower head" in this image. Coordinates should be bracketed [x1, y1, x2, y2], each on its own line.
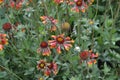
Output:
[2, 23, 12, 31]
[0, 0, 4, 4]
[37, 60, 46, 70]
[49, 34, 74, 53]
[9, 0, 24, 10]
[47, 62, 58, 75]
[40, 16, 58, 25]
[80, 50, 98, 66]
[80, 50, 90, 60]
[0, 33, 8, 51]
[70, 0, 94, 13]
[37, 60, 58, 76]
[37, 41, 51, 56]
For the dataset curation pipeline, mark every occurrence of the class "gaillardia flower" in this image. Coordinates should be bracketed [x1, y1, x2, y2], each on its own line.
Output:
[9, 0, 24, 10]
[37, 41, 51, 56]
[0, 0, 4, 4]
[80, 50, 98, 66]
[44, 62, 58, 76]
[2, 22, 12, 31]
[37, 60, 46, 70]
[48, 34, 74, 53]
[37, 60, 58, 76]
[0, 33, 8, 51]
[70, 0, 94, 13]
[47, 62, 58, 75]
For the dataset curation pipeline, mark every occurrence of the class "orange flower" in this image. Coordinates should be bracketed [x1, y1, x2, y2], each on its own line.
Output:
[48, 34, 74, 53]
[87, 59, 97, 67]
[0, 0, 4, 4]
[44, 69, 51, 76]
[37, 41, 51, 56]
[0, 33, 8, 51]
[37, 60, 46, 70]
[40, 16, 58, 25]
[0, 44, 3, 51]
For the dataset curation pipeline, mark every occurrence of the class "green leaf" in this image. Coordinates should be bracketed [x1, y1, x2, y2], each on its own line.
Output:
[0, 71, 7, 78]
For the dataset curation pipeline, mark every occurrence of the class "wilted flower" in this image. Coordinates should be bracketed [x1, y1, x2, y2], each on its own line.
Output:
[2, 22, 12, 31]
[37, 41, 51, 56]
[49, 34, 74, 53]
[61, 22, 70, 31]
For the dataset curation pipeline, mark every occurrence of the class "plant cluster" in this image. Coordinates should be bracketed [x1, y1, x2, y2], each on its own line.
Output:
[0, 0, 120, 80]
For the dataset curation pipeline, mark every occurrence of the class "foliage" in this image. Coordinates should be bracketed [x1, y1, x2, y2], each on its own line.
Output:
[0, 0, 120, 80]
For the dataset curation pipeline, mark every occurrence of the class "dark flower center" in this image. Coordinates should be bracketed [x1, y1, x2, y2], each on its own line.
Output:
[56, 36, 64, 44]
[39, 62, 45, 69]
[2, 23, 12, 31]
[76, 0, 82, 6]
[40, 41, 48, 48]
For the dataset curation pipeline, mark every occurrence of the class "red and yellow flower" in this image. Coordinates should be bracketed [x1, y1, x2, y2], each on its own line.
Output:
[40, 16, 58, 32]
[0, 0, 4, 4]
[53, 0, 70, 4]
[40, 16, 58, 25]
[0, 33, 8, 51]
[37, 60, 58, 76]
[48, 34, 74, 53]
[37, 41, 51, 56]
[70, 0, 94, 13]
[9, 0, 24, 10]
[37, 60, 47, 70]
[80, 50, 98, 66]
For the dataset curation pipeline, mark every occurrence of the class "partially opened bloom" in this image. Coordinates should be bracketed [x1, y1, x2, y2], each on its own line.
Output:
[37, 41, 51, 56]
[48, 34, 74, 53]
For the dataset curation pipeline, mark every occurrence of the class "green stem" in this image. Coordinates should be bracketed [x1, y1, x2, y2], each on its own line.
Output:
[0, 65, 23, 80]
